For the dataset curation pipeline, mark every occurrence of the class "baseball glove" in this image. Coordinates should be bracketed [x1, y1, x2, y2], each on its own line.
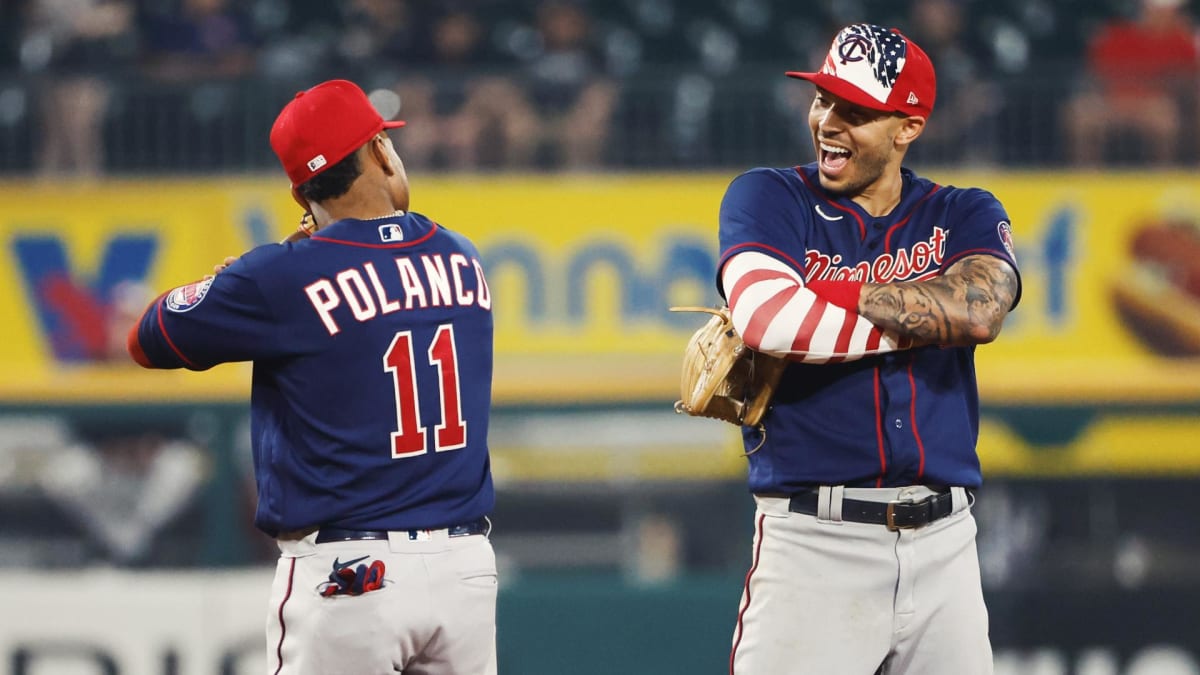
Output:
[671, 305, 788, 429]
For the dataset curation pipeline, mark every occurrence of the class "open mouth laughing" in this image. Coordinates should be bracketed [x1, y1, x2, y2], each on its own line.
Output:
[819, 141, 851, 176]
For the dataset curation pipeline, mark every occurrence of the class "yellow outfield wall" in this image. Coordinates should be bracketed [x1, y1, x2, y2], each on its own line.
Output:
[2, 171, 1199, 409]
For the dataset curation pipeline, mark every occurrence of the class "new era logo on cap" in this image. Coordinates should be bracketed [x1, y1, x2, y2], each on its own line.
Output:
[786, 23, 937, 119]
[307, 155, 327, 172]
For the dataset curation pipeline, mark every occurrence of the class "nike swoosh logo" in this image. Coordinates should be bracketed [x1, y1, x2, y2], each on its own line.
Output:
[815, 205, 843, 221]
[333, 555, 369, 571]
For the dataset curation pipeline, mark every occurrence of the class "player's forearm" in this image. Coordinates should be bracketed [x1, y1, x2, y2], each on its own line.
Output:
[858, 256, 1018, 346]
[722, 251, 909, 361]
[126, 313, 196, 370]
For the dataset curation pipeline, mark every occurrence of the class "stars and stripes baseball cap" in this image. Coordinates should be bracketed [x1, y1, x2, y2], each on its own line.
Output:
[270, 79, 406, 187]
[786, 23, 936, 119]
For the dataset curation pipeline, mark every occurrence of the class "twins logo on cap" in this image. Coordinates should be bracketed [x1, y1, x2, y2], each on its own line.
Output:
[832, 24, 907, 104]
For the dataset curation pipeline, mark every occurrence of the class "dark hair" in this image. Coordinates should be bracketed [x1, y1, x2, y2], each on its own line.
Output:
[296, 147, 363, 204]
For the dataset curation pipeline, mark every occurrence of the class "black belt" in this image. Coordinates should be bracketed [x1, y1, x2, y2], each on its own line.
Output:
[315, 517, 490, 544]
[787, 488, 968, 530]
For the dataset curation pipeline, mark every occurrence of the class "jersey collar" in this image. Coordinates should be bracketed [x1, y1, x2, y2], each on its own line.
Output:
[310, 212, 439, 249]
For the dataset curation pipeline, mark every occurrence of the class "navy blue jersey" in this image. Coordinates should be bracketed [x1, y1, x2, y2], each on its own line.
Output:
[132, 213, 494, 536]
[718, 164, 1021, 491]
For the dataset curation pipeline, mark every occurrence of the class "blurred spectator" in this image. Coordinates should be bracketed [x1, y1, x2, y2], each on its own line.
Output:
[902, 0, 1001, 165]
[8, 0, 1199, 173]
[394, 1, 618, 171]
[135, 0, 259, 169]
[333, 0, 425, 80]
[19, 0, 137, 177]
[1, 2, 24, 71]
[519, 0, 618, 169]
[389, 7, 539, 170]
[138, 0, 256, 81]
[1062, 0, 1200, 166]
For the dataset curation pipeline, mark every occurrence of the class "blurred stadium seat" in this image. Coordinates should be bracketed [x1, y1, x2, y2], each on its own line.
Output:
[0, 0, 1195, 174]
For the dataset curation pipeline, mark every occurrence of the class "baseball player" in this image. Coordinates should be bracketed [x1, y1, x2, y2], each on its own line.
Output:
[718, 24, 1021, 674]
[127, 79, 498, 675]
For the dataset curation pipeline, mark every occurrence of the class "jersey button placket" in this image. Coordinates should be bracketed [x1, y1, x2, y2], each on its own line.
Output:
[864, 222, 886, 251]
[879, 371, 913, 477]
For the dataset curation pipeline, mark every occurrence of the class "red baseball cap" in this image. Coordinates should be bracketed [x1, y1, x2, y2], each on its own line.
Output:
[269, 79, 406, 187]
[787, 24, 936, 119]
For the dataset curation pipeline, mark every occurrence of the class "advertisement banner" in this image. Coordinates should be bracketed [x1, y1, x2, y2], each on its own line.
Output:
[2, 172, 1200, 404]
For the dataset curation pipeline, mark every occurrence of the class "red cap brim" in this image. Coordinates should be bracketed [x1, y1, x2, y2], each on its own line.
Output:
[785, 71, 899, 114]
[383, 120, 407, 129]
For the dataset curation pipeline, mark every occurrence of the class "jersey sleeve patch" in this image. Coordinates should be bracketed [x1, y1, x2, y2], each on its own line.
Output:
[998, 220, 1016, 261]
[165, 277, 214, 313]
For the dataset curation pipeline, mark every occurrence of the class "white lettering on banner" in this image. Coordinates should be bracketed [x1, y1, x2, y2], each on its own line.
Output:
[993, 646, 1200, 675]
[1124, 646, 1200, 675]
[9, 640, 262, 674]
[0, 570, 269, 674]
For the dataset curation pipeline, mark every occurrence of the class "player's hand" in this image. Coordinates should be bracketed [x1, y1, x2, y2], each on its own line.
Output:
[281, 212, 317, 243]
[214, 256, 237, 274]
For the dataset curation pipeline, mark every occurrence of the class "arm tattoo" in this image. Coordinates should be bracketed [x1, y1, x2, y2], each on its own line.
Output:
[859, 255, 1018, 346]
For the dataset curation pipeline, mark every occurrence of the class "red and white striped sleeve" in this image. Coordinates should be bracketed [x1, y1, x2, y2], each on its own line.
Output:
[722, 250, 910, 363]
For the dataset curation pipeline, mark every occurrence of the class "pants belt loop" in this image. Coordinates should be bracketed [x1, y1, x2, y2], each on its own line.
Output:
[816, 486, 833, 522]
[950, 486, 968, 514]
[828, 485, 845, 523]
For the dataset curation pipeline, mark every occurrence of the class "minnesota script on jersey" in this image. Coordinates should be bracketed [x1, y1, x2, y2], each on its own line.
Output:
[718, 164, 1021, 491]
[132, 213, 495, 536]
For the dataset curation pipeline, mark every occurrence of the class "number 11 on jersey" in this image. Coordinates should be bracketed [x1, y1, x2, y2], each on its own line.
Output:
[383, 325, 467, 459]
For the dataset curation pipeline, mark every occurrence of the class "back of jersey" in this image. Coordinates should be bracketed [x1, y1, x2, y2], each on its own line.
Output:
[186, 212, 493, 535]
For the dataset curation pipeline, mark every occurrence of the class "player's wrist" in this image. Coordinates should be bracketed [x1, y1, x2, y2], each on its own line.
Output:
[805, 279, 864, 312]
